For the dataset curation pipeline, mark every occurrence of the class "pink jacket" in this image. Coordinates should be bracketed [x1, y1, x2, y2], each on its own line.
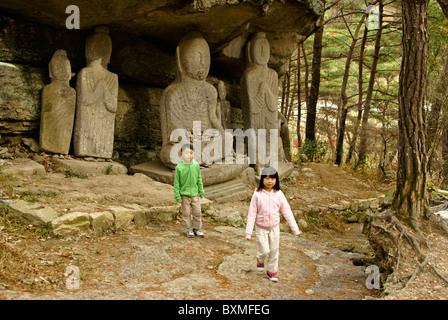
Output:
[246, 188, 300, 239]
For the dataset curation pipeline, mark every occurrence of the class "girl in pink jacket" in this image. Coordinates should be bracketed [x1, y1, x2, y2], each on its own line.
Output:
[246, 166, 301, 282]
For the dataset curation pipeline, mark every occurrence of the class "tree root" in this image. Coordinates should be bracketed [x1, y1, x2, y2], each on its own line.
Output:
[429, 264, 448, 284]
[402, 255, 428, 291]
[366, 208, 448, 297]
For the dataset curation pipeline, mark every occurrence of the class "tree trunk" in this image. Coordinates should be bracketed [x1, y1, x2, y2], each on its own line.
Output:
[335, 14, 366, 166]
[393, 0, 429, 227]
[296, 43, 302, 149]
[282, 60, 292, 117]
[357, 0, 384, 168]
[346, 19, 369, 164]
[305, 6, 325, 143]
[286, 74, 297, 123]
[301, 44, 310, 147]
[280, 74, 287, 116]
[378, 102, 390, 177]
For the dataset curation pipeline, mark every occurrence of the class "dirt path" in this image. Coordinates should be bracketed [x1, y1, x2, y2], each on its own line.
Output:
[0, 162, 387, 300]
[0, 221, 376, 300]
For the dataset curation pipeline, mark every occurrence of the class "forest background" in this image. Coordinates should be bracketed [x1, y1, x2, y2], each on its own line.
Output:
[281, 0, 448, 193]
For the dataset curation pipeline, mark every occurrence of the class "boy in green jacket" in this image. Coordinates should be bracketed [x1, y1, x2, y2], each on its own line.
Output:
[174, 144, 205, 238]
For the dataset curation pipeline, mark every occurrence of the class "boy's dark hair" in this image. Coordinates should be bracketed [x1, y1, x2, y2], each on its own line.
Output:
[181, 144, 194, 153]
[257, 166, 280, 191]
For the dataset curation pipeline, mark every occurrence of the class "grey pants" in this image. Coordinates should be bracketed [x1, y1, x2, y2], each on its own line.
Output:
[181, 195, 202, 230]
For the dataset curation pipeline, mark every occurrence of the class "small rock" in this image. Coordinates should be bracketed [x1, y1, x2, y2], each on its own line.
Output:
[22, 138, 41, 152]
[335, 243, 355, 252]
[305, 289, 314, 295]
[298, 219, 308, 230]
[299, 153, 309, 163]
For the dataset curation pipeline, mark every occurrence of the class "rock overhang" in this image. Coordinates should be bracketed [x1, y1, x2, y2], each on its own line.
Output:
[0, 0, 324, 78]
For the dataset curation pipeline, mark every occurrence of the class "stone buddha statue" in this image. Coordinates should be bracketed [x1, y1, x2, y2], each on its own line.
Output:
[73, 25, 118, 159]
[241, 32, 278, 133]
[217, 80, 231, 130]
[241, 32, 279, 167]
[40, 49, 76, 155]
[160, 31, 232, 168]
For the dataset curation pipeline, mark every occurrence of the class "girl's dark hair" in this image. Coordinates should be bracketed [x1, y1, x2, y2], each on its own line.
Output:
[257, 166, 280, 191]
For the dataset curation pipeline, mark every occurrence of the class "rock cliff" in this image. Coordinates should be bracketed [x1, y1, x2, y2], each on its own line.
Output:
[0, 0, 323, 165]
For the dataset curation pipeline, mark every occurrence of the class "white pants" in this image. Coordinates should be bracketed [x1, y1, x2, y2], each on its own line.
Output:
[256, 225, 280, 274]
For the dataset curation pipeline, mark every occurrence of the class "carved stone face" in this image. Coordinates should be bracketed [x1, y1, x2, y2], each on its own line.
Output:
[49, 50, 71, 82]
[178, 33, 210, 81]
[85, 27, 112, 67]
[250, 33, 270, 66]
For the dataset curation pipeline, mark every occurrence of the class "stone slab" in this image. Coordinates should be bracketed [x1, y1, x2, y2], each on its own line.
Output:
[7, 199, 59, 227]
[130, 159, 248, 187]
[51, 211, 90, 237]
[89, 211, 114, 234]
[133, 198, 213, 226]
[54, 158, 127, 176]
[1, 158, 46, 176]
[204, 178, 248, 203]
[107, 205, 136, 230]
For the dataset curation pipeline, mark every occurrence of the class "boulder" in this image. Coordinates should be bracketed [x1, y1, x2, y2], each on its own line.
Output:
[51, 212, 90, 237]
[107, 206, 136, 230]
[147, 205, 180, 222]
[8, 199, 59, 227]
[89, 211, 115, 234]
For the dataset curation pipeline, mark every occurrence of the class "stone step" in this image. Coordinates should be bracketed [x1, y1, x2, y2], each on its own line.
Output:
[1, 198, 214, 238]
[54, 158, 127, 176]
[204, 178, 248, 203]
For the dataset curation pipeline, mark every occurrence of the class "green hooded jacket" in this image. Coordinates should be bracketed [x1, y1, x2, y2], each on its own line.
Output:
[173, 160, 204, 203]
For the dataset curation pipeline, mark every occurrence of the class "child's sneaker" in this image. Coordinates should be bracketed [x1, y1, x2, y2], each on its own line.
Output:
[267, 270, 278, 282]
[193, 229, 204, 238]
[186, 228, 194, 238]
[256, 258, 264, 272]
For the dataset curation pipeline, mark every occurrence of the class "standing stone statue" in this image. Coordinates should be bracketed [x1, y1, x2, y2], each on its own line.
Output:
[241, 32, 279, 166]
[73, 26, 118, 159]
[40, 49, 76, 155]
[160, 31, 232, 168]
[217, 80, 231, 129]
